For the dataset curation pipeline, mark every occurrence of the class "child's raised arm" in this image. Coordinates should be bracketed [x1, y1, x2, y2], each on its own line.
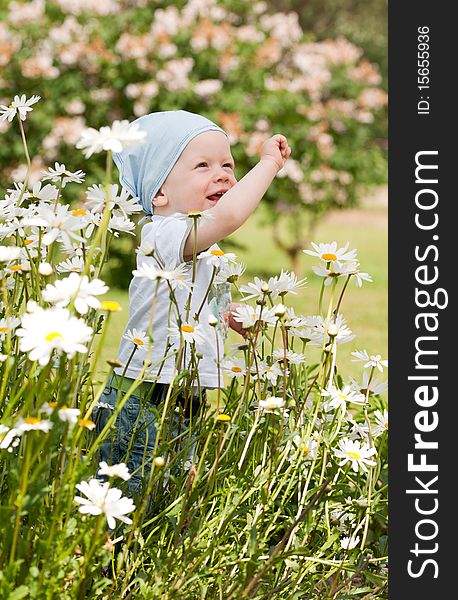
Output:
[183, 134, 291, 260]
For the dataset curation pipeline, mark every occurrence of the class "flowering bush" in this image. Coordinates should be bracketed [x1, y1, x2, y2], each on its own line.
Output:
[0, 0, 387, 272]
[0, 98, 387, 597]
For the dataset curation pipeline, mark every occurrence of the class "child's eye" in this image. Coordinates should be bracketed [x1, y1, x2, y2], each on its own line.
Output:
[223, 163, 234, 169]
[196, 162, 208, 168]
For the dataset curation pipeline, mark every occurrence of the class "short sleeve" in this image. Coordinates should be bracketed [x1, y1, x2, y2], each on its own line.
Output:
[145, 216, 193, 267]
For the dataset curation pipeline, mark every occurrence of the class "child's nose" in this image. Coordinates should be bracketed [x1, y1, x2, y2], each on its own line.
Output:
[214, 167, 230, 182]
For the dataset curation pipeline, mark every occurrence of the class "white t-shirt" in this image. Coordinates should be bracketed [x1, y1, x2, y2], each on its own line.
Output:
[114, 214, 228, 389]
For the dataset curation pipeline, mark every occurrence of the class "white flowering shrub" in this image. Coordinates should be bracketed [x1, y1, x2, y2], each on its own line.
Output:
[0, 100, 387, 597]
[0, 0, 387, 272]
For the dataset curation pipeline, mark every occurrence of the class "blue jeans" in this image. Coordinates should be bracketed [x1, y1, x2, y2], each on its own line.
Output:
[93, 379, 204, 496]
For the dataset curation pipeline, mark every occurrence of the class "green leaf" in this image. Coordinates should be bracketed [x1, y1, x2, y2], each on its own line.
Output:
[9, 586, 30, 600]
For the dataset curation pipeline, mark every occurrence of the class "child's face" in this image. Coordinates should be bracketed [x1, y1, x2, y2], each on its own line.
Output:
[156, 131, 237, 214]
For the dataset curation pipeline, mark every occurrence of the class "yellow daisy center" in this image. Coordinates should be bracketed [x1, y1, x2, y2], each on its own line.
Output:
[216, 414, 231, 422]
[72, 209, 87, 216]
[79, 418, 96, 430]
[24, 239, 33, 245]
[0, 327, 8, 333]
[210, 249, 224, 256]
[322, 253, 337, 261]
[188, 210, 202, 217]
[46, 331, 62, 342]
[24, 417, 41, 425]
[9, 265, 22, 272]
[348, 451, 361, 460]
[231, 366, 242, 373]
[9, 104, 14, 109]
[133, 337, 144, 346]
[181, 325, 195, 333]
[100, 301, 122, 312]
[48, 402, 57, 408]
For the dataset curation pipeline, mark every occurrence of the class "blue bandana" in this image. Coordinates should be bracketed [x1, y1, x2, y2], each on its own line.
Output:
[112, 110, 226, 217]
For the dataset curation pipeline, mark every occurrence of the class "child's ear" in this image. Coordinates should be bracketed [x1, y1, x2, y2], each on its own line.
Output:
[152, 188, 168, 208]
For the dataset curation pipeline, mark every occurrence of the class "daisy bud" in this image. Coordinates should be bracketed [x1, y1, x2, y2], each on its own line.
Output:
[208, 314, 218, 327]
[328, 323, 338, 337]
[107, 358, 123, 368]
[0, 354, 7, 362]
[38, 262, 53, 276]
[274, 303, 286, 318]
[261, 283, 270, 294]
[154, 456, 165, 468]
[26, 300, 39, 313]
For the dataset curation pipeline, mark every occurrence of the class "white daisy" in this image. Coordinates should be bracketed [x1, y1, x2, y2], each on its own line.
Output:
[108, 214, 136, 237]
[232, 304, 278, 329]
[271, 270, 307, 298]
[333, 438, 377, 473]
[291, 434, 319, 461]
[312, 260, 372, 288]
[16, 416, 53, 433]
[42, 272, 109, 315]
[272, 349, 306, 365]
[321, 385, 366, 412]
[30, 181, 59, 203]
[340, 535, 360, 550]
[304, 241, 357, 264]
[0, 425, 22, 451]
[372, 409, 388, 437]
[351, 350, 388, 372]
[132, 262, 191, 291]
[197, 248, 237, 268]
[23, 204, 85, 246]
[259, 397, 286, 413]
[98, 461, 131, 481]
[252, 361, 286, 385]
[307, 314, 355, 347]
[58, 406, 81, 427]
[41, 162, 85, 187]
[0, 316, 21, 340]
[174, 210, 215, 225]
[85, 184, 141, 216]
[123, 328, 148, 348]
[349, 371, 388, 396]
[0, 246, 21, 262]
[16, 306, 93, 365]
[56, 256, 94, 274]
[74, 479, 135, 529]
[221, 357, 247, 378]
[76, 120, 147, 158]
[239, 276, 273, 300]
[0, 94, 41, 122]
[214, 261, 245, 284]
[168, 321, 205, 346]
[347, 415, 370, 440]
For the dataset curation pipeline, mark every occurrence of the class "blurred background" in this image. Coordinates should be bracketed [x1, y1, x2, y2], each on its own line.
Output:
[0, 0, 387, 377]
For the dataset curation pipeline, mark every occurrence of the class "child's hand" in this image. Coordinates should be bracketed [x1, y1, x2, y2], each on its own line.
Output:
[228, 303, 249, 339]
[260, 134, 291, 171]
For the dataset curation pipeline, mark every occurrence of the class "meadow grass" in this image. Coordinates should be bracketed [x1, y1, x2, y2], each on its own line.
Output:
[98, 199, 387, 385]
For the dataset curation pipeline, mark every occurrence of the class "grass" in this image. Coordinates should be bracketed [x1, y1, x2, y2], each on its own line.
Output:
[97, 198, 387, 386]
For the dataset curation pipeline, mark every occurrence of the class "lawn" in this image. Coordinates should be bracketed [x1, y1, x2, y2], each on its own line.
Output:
[97, 194, 387, 387]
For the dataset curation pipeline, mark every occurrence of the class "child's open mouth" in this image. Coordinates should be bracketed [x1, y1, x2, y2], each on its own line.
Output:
[206, 191, 227, 203]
